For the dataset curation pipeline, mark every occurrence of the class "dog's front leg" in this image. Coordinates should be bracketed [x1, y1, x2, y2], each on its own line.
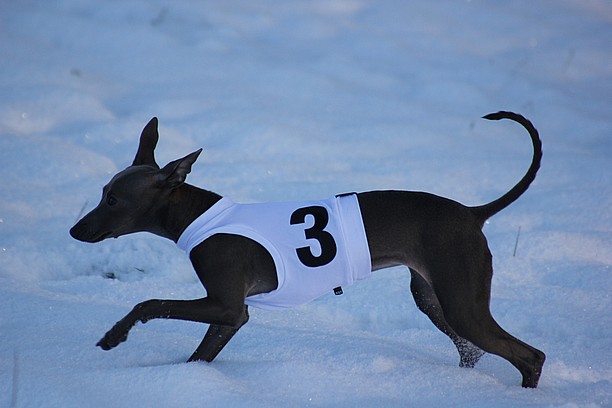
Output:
[188, 306, 249, 363]
[97, 297, 245, 351]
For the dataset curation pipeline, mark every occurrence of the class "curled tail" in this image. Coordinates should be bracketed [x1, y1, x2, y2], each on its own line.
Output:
[471, 111, 542, 222]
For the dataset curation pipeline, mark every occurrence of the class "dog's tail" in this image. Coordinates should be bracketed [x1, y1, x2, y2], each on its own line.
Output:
[470, 111, 542, 223]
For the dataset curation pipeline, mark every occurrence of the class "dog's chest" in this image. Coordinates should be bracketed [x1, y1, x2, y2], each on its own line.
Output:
[178, 194, 372, 310]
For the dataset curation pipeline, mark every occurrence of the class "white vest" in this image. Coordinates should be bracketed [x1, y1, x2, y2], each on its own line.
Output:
[177, 194, 372, 310]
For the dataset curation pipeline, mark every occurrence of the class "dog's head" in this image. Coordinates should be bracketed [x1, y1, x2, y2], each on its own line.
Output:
[70, 118, 202, 242]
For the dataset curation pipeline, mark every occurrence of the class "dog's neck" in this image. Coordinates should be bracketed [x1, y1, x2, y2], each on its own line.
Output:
[155, 184, 222, 243]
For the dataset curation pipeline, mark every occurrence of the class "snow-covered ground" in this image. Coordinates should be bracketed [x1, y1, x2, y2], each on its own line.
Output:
[1, 0, 610, 406]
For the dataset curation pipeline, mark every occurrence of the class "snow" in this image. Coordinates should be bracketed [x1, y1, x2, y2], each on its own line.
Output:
[1, 0, 610, 406]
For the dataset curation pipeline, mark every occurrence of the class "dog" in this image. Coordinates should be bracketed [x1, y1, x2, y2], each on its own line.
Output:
[70, 111, 545, 388]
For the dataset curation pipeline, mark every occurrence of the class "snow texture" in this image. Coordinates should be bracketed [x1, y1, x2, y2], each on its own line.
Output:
[1, 0, 610, 407]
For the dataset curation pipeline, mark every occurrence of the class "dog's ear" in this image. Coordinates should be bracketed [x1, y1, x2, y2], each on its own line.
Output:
[157, 148, 203, 189]
[133, 117, 160, 168]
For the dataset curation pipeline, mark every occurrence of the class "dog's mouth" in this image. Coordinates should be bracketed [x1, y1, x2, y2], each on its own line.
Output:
[89, 231, 118, 242]
[70, 225, 116, 243]
[95, 232, 117, 242]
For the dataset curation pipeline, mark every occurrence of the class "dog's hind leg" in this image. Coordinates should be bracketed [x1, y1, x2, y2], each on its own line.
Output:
[188, 306, 249, 363]
[409, 269, 484, 368]
[443, 297, 545, 387]
[430, 249, 545, 387]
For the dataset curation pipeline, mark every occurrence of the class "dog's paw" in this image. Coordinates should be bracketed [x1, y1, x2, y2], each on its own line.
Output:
[97, 326, 129, 350]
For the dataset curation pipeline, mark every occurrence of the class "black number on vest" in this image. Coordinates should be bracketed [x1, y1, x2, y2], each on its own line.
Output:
[290, 206, 338, 267]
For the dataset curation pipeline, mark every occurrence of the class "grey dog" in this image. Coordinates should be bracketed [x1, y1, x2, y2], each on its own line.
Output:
[70, 111, 545, 387]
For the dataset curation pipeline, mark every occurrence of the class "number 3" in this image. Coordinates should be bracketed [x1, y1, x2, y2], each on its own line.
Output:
[290, 206, 338, 267]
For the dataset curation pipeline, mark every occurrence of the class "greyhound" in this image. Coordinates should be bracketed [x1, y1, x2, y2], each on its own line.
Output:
[70, 111, 545, 388]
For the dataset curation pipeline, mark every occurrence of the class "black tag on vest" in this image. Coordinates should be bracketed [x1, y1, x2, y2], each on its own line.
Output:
[333, 286, 343, 296]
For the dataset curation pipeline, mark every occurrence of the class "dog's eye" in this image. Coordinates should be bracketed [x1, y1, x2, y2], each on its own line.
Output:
[107, 196, 118, 206]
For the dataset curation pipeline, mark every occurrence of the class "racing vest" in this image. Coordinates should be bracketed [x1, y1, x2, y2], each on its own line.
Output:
[177, 194, 372, 310]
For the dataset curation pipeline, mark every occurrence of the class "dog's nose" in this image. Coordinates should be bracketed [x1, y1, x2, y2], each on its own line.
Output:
[69, 219, 112, 243]
[69, 223, 84, 240]
[70, 221, 92, 242]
